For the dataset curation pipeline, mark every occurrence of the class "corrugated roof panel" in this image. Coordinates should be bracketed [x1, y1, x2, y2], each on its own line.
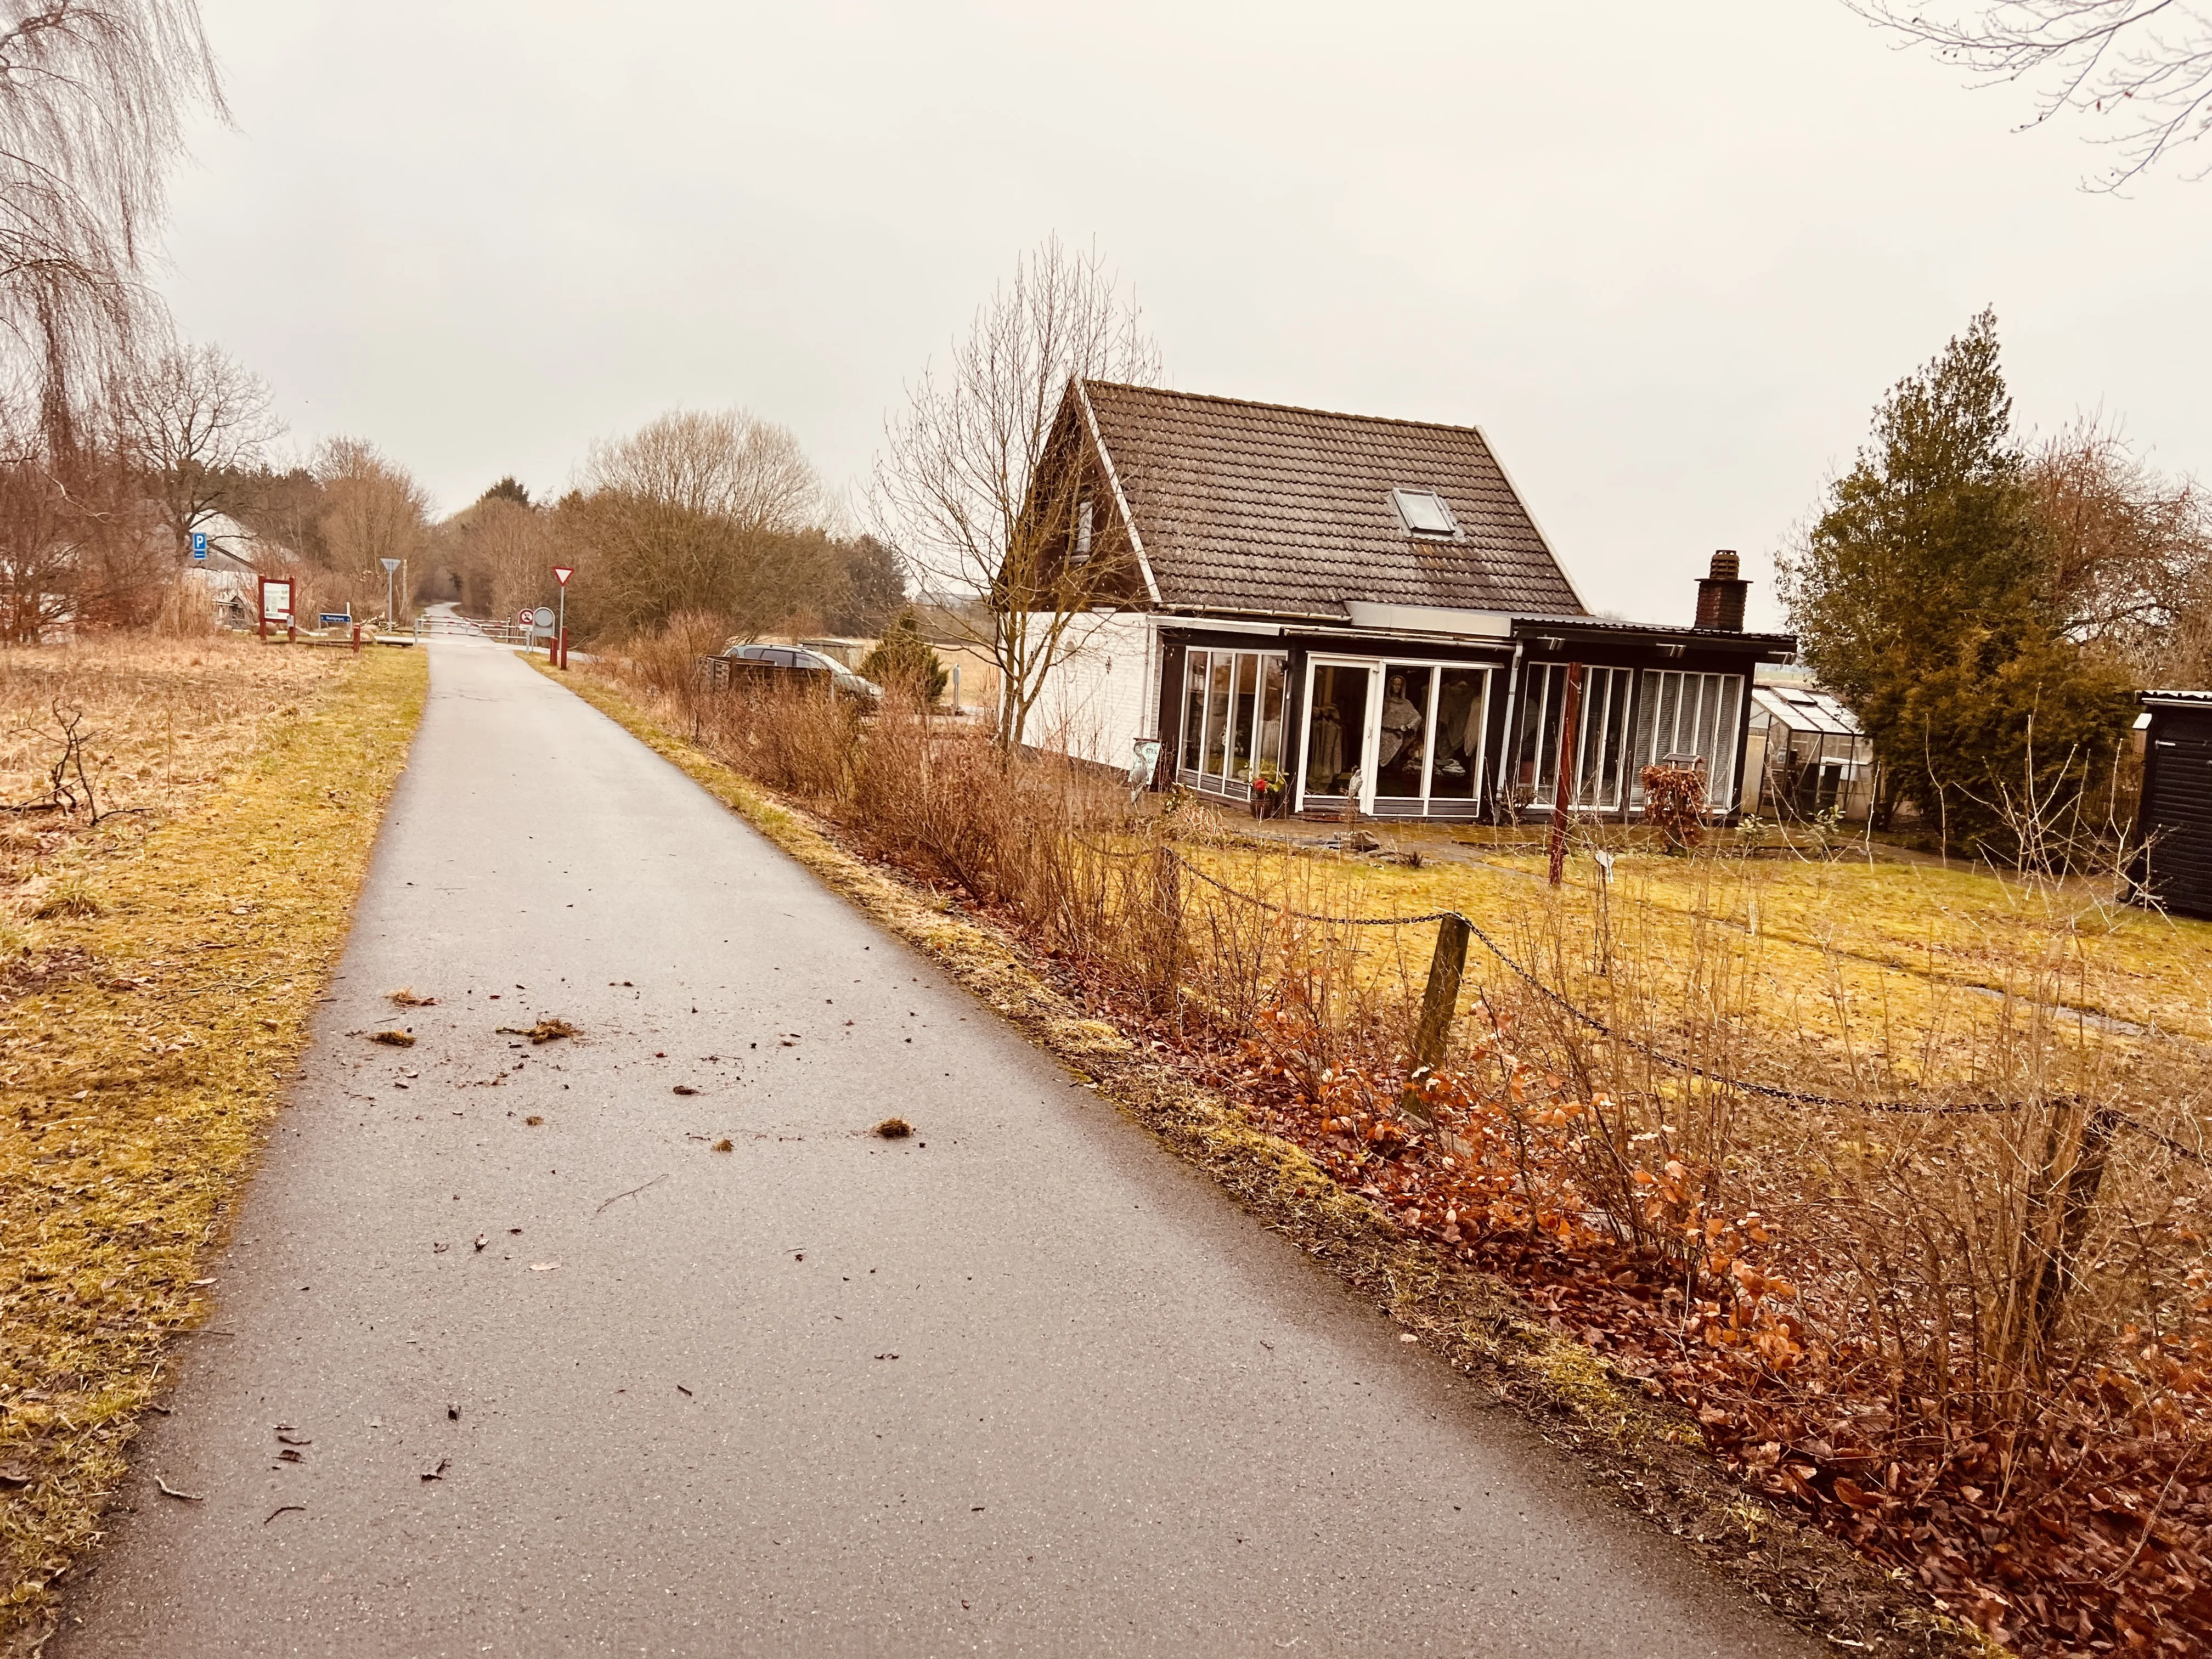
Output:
[1751, 685, 1861, 737]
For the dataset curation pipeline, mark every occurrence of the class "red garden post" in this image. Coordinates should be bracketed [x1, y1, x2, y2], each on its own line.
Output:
[1547, 662, 1584, 888]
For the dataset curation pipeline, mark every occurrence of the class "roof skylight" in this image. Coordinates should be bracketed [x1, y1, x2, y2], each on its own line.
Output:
[1391, 488, 1459, 538]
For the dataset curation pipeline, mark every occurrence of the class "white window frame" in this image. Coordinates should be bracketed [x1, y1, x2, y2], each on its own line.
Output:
[1293, 655, 1492, 817]
[1635, 669, 1745, 810]
[1514, 663, 1635, 813]
[1178, 647, 1289, 799]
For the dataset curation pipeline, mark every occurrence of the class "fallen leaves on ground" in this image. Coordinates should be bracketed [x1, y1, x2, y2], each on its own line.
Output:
[368, 1029, 415, 1047]
[873, 1117, 912, 1138]
[495, 1017, 577, 1043]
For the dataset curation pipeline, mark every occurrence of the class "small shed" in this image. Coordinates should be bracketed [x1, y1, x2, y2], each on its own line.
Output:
[1743, 680, 1877, 822]
[2128, 690, 2212, 921]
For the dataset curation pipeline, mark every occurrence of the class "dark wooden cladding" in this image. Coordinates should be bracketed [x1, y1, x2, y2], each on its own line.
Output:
[2130, 696, 2212, 921]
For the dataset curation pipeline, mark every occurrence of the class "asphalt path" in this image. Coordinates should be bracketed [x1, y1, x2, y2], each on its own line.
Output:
[55, 642, 1816, 1657]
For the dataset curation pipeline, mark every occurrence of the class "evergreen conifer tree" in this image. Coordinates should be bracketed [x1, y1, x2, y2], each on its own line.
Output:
[1780, 311, 2137, 861]
[861, 607, 949, 703]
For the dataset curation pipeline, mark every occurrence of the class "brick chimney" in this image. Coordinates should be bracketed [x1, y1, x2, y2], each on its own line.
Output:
[1695, 549, 1747, 632]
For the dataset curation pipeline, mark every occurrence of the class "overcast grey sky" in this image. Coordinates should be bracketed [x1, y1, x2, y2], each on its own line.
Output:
[158, 1, 2208, 629]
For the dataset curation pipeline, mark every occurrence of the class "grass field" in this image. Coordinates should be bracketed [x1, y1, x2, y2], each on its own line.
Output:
[0, 638, 425, 1642]
[1168, 820, 2212, 1096]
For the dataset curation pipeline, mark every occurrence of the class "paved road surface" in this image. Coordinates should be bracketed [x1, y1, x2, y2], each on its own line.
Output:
[56, 643, 1815, 1657]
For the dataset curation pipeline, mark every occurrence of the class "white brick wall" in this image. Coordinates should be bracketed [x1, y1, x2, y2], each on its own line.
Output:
[1020, 610, 1159, 770]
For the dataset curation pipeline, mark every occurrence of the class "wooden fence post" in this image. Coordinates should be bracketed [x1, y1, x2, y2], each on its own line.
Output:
[1547, 663, 1584, 887]
[1402, 913, 1470, 1122]
[1152, 844, 1182, 1008]
[2029, 1105, 2117, 1351]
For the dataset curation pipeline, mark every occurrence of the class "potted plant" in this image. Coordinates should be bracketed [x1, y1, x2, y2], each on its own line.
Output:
[1249, 765, 1287, 820]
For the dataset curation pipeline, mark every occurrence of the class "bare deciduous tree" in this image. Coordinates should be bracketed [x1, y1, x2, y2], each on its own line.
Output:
[0, 2, 224, 639]
[2030, 413, 2212, 679]
[581, 408, 819, 534]
[565, 408, 832, 641]
[447, 492, 555, 622]
[0, 435, 159, 639]
[115, 337, 281, 552]
[1852, 2, 2212, 187]
[315, 436, 431, 623]
[873, 234, 1159, 749]
[0, 1, 225, 435]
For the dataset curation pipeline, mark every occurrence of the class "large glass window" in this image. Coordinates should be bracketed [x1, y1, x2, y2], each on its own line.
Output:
[1204, 654, 1233, 777]
[1513, 663, 1634, 812]
[1375, 667, 1435, 799]
[1178, 648, 1290, 797]
[1430, 668, 1487, 800]
[1180, 650, 1211, 774]
[1227, 652, 1260, 781]
[1258, 657, 1286, 780]
[1634, 670, 1745, 809]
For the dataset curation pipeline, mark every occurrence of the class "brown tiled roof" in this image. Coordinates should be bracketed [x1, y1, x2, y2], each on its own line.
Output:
[1079, 381, 1585, 619]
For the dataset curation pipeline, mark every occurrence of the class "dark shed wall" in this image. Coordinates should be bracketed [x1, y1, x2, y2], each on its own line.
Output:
[2132, 706, 2212, 921]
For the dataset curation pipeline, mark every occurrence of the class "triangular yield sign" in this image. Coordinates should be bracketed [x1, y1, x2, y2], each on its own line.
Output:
[552, 566, 575, 586]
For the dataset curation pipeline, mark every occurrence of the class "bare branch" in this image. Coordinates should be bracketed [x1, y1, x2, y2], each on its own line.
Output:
[1850, 1, 2212, 187]
[873, 234, 1159, 748]
[113, 335, 281, 551]
[0, 2, 224, 436]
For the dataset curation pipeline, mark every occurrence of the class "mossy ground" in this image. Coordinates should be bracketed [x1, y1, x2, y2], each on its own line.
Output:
[0, 644, 425, 1646]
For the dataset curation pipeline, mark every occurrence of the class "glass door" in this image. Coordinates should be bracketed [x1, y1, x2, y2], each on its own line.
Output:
[1372, 663, 1489, 815]
[1373, 667, 1436, 804]
[1299, 659, 1374, 809]
[1299, 658, 1489, 816]
[1429, 667, 1488, 805]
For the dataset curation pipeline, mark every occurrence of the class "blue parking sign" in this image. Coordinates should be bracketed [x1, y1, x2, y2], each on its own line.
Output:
[190, 531, 207, 560]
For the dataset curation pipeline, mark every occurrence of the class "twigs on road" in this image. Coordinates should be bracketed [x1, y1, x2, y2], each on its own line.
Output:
[593, 1171, 668, 1218]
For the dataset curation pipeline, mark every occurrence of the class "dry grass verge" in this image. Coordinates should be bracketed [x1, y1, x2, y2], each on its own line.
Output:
[549, 662, 1984, 1658]
[0, 642, 425, 1649]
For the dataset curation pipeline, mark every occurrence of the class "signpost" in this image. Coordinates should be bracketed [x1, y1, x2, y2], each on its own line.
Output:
[551, 566, 573, 669]
[380, 556, 402, 627]
[258, 577, 293, 642]
[520, 606, 556, 658]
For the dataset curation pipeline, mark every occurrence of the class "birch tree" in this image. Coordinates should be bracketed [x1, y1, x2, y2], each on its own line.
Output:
[874, 235, 1159, 750]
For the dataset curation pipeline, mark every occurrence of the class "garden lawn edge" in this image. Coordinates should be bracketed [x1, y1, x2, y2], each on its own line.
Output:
[0, 647, 427, 1655]
[548, 663, 2001, 1659]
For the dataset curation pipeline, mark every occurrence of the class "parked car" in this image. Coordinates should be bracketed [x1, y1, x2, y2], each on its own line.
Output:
[715, 642, 882, 702]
